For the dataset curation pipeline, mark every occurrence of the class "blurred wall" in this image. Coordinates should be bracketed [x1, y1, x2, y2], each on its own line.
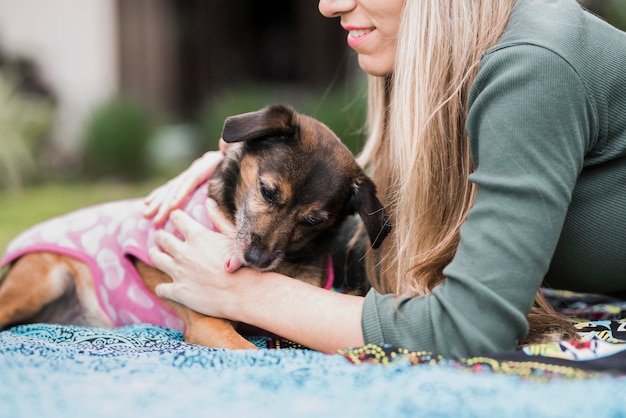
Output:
[0, 0, 348, 164]
[116, 0, 349, 119]
[0, 0, 117, 156]
[0, 0, 623, 167]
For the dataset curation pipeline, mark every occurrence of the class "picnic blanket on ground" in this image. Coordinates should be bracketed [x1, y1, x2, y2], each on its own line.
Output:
[1, 290, 626, 418]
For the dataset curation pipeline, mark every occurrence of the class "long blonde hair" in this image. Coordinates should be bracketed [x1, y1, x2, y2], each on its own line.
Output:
[359, 0, 577, 343]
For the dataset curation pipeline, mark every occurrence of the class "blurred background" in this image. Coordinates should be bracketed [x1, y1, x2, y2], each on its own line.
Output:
[0, 0, 364, 186]
[0, 0, 624, 249]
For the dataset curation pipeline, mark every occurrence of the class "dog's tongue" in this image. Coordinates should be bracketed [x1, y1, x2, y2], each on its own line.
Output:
[225, 255, 245, 273]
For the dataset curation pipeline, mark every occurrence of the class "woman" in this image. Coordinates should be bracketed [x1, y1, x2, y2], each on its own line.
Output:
[143, 0, 626, 359]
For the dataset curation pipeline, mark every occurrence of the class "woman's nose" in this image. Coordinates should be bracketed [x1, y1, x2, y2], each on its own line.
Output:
[318, 0, 356, 18]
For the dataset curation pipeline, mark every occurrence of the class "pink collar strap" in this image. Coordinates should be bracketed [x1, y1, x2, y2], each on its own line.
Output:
[324, 255, 334, 290]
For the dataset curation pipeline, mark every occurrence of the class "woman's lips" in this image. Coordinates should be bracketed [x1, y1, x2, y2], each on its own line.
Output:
[344, 26, 375, 48]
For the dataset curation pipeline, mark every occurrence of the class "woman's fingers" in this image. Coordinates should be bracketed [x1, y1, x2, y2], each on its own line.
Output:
[153, 182, 187, 226]
[154, 282, 175, 300]
[153, 232, 183, 262]
[149, 187, 187, 227]
[207, 217, 245, 272]
[143, 179, 185, 226]
[143, 150, 225, 226]
[149, 246, 174, 272]
[204, 199, 242, 271]
[150, 214, 203, 287]
[142, 183, 168, 218]
[167, 209, 198, 240]
[205, 199, 235, 235]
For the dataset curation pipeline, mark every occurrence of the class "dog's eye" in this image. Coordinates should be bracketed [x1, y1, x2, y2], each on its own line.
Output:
[260, 183, 274, 204]
[302, 214, 326, 227]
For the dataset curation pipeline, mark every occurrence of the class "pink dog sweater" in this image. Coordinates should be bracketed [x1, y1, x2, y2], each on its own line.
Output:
[0, 186, 215, 330]
[1, 184, 334, 331]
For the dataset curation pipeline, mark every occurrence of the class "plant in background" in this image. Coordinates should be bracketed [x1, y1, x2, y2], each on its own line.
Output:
[198, 86, 284, 152]
[0, 70, 54, 190]
[198, 81, 367, 156]
[81, 97, 155, 182]
[306, 81, 368, 155]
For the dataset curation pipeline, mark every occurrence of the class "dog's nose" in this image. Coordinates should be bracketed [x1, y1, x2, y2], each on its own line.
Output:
[245, 249, 272, 269]
[244, 235, 282, 270]
[244, 247, 275, 270]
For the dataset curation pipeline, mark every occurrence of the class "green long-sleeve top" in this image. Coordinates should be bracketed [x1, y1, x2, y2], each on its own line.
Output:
[360, 0, 626, 359]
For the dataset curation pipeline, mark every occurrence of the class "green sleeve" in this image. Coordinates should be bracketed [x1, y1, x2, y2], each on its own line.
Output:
[362, 44, 594, 359]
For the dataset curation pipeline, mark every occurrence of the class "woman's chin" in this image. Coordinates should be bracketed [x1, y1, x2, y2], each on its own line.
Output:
[358, 55, 394, 77]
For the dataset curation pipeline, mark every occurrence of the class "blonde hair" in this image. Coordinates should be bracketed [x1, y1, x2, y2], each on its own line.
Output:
[359, 0, 577, 344]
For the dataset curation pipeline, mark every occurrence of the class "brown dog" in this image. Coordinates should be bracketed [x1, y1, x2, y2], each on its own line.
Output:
[0, 104, 391, 349]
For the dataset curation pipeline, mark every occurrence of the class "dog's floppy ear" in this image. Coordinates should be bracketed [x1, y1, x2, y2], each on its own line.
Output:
[221, 105, 295, 144]
[351, 175, 392, 249]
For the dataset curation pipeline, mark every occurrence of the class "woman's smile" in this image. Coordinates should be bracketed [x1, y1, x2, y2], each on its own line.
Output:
[319, 0, 404, 76]
[345, 26, 376, 47]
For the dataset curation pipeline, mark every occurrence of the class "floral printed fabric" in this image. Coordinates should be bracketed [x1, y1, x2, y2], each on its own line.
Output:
[342, 320, 626, 378]
[1, 322, 626, 418]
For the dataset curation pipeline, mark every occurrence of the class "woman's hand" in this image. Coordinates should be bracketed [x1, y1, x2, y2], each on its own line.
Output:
[150, 198, 367, 353]
[149, 200, 247, 319]
[143, 140, 229, 227]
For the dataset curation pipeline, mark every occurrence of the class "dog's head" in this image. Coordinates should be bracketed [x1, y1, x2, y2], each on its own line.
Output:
[209, 104, 391, 272]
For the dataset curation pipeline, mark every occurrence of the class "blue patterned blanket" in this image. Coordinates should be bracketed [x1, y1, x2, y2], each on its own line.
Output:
[1, 322, 625, 418]
[2, 290, 626, 418]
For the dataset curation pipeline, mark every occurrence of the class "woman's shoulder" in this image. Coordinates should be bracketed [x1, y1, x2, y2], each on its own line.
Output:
[490, 0, 626, 71]
[472, 0, 626, 130]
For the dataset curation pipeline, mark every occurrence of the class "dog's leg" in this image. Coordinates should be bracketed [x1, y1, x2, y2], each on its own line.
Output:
[136, 260, 257, 350]
[0, 253, 76, 328]
[180, 310, 258, 350]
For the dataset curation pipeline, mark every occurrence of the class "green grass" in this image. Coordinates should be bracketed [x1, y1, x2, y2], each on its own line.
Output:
[0, 181, 161, 253]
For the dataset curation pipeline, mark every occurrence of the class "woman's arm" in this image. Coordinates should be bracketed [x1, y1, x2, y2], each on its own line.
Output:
[217, 270, 366, 353]
[361, 45, 593, 358]
[150, 202, 365, 352]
